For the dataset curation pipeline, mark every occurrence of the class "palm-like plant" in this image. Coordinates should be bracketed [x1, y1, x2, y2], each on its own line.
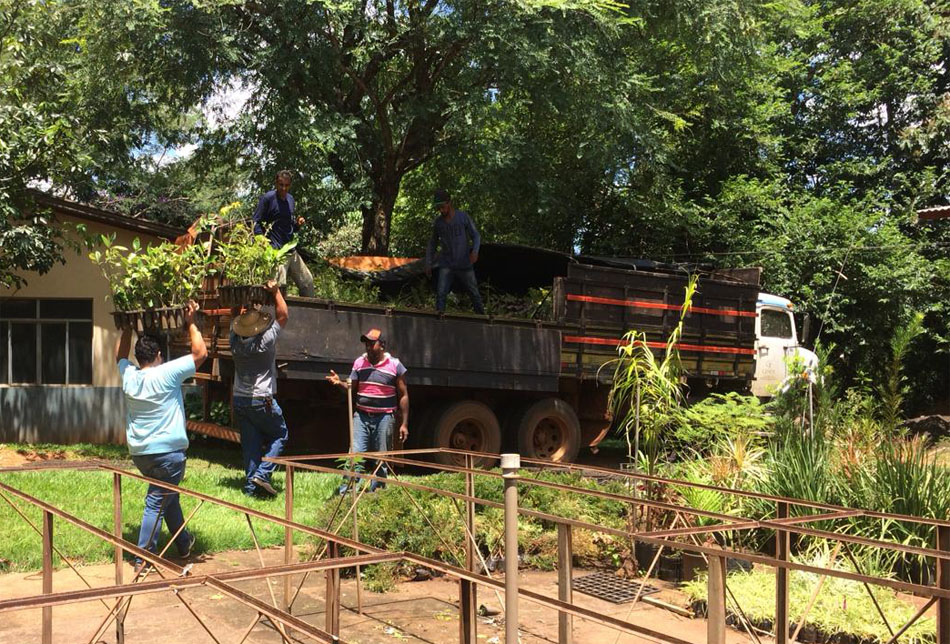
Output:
[607, 275, 697, 476]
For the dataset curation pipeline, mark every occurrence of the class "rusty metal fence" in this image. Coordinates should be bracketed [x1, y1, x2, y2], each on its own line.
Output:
[1, 449, 948, 644]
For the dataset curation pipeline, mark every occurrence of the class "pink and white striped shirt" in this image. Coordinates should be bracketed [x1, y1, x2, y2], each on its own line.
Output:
[349, 353, 407, 414]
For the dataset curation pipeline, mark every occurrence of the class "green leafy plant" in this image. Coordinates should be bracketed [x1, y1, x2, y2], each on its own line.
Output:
[674, 393, 773, 455]
[682, 548, 934, 642]
[88, 234, 209, 311]
[216, 220, 296, 286]
[606, 275, 698, 476]
[878, 312, 924, 433]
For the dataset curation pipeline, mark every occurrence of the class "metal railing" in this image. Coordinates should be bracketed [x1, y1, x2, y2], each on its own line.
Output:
[0, 449, 948, 644]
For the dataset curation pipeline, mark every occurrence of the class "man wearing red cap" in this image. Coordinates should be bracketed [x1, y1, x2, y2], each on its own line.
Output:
[326, 327, 409, 494]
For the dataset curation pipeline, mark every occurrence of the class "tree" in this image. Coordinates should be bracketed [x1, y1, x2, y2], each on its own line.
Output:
[0, 0, 230, 287]
[199, 0, 630, 254]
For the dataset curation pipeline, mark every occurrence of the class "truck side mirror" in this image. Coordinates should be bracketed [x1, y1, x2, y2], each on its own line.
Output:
[801, 313, 812, 346]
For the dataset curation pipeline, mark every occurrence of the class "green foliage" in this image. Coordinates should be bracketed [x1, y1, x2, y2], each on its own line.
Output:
[682, 548, 934, 642]
[310, 262, 381, 304]
[607, 275, 697, 475]
[362, 562, 399, 593]
[671, 461, 730, 527]
[763, 420, 841, 511]
[879, 312, 925, 432]
[674, 393, 773, 455]
[88, 234, 209, 311]
[216, 221, 295, 286]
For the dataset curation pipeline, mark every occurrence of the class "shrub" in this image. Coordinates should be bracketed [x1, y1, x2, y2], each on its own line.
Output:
[674, 393, 773, 455]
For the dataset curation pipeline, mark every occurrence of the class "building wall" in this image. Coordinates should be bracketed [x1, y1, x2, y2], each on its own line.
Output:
[0, 216, 168, 444]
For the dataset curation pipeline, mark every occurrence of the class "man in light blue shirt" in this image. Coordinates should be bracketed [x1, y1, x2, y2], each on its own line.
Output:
[116, 301, 207, 568]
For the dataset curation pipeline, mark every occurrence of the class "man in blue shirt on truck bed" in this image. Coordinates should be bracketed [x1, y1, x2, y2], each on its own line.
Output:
[253, 169, 315, 297]
[424, 188, 485, 314]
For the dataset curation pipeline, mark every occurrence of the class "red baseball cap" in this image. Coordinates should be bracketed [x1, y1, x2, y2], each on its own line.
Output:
[360, 328, 385, 344]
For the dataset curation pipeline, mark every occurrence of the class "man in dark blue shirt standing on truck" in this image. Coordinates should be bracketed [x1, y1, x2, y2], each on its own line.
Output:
[253, 169, 315, 297]
[424, 188, 485, 314]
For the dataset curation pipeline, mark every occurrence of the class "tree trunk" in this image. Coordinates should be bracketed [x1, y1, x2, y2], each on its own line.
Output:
[361, 171, 400, 255]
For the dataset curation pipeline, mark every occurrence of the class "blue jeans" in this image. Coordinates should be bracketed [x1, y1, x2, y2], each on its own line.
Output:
[131, 450, 192, 556]
[346, 411, 394, 490]
[234, 396, 289, 495]
[436, 267, 485, 314]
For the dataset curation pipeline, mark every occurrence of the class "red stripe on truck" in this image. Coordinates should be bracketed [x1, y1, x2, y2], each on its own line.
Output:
[566, 294, 757, 318]
[562, 335, 756, 355]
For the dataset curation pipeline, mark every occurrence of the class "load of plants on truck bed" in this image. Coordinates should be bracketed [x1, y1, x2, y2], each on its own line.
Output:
[306, 258, 554, 320]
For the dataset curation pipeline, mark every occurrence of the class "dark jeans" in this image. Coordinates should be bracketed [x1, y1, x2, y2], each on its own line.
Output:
[234, 396, 289, 495]
[131, 450, 192, 556]
[436, 267, 485, 314]
[342, 410, 394, 491]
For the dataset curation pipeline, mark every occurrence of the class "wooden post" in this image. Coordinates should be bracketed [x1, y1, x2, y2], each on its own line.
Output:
[460, 453, 477, 644]
[707, 550, 726, 644]
[284, 464, 294, 612]
[776, 501, 790, 644]
[937, 525, 950, 644]
[325, 540, 340, 637]
[42, 510, 53, 644]
[113, 472, 125, 644]
[502, 453, 520, 644]
[557, 522, 573, 644]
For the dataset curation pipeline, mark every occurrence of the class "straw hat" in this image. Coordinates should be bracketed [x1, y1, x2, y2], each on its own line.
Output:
[231, 310, 273, 337]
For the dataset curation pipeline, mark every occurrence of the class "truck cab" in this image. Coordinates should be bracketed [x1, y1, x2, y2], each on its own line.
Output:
[752, 293, 818, 397]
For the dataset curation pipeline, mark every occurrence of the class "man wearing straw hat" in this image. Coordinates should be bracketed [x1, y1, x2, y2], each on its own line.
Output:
[116, 301, 206, 567]
[326, 327, 409, 494]
[230, 280, 290, 497]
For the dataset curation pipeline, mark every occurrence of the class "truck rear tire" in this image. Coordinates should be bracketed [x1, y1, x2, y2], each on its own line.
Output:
[428, 400, 501, 468]
[515, 398, 581, 463]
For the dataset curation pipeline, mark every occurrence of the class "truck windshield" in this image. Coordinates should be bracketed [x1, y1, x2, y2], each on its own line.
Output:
[761, 309, 793, 339]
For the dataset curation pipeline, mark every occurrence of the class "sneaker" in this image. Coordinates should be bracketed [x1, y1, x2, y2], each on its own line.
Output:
[251, 476, 278, 496]
[179, 534, 196, 559]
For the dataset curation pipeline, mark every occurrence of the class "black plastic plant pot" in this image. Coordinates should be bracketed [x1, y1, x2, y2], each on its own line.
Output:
[634, 541, 660, 572]
[111, 306, 189, 333]
[681, 551, 708, 582]
[217, 284, 274, 308]
[657, 552, 683, 583]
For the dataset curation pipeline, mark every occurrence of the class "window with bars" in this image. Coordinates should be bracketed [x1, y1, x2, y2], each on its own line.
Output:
[0, 299, 94, 385]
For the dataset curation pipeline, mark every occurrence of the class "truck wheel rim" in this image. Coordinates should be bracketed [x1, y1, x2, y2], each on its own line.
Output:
[450, 420, 483, 451]
[533, 418, 564, 458]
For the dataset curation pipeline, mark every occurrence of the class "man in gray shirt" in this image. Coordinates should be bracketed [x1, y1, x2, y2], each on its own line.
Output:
[230, 280, 289, 497]
[424, 188, 485, 314]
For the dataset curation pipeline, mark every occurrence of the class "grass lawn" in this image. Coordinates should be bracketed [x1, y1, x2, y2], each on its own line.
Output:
[0, 440, 631, 574]
[0, 440, 341, 571]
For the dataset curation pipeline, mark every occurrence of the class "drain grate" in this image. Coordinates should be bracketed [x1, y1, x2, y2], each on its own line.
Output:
[572, 572, 660, 604]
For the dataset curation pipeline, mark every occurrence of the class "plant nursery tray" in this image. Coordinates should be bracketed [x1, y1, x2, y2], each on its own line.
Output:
[217, 284, 274, 308]
[572, 572, 660, 604]
[112, 306, 189, 332]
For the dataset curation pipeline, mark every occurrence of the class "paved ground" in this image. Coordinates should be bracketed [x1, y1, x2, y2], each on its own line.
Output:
[0, 547, 758, 644]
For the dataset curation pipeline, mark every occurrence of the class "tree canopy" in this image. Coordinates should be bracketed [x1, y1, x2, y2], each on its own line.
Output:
[3, 0, 949, 409]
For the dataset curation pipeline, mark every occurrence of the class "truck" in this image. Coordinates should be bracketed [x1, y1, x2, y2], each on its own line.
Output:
[189, 244, 817, 465]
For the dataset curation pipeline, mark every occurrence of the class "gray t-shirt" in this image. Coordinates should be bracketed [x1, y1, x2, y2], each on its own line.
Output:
[230, 321, 281, 397]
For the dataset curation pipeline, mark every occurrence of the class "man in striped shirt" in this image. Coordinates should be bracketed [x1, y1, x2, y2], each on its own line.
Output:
[326, 327, 409, 493]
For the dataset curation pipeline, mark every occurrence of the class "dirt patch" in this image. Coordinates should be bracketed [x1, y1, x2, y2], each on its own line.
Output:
[0, 445, 73, 468]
